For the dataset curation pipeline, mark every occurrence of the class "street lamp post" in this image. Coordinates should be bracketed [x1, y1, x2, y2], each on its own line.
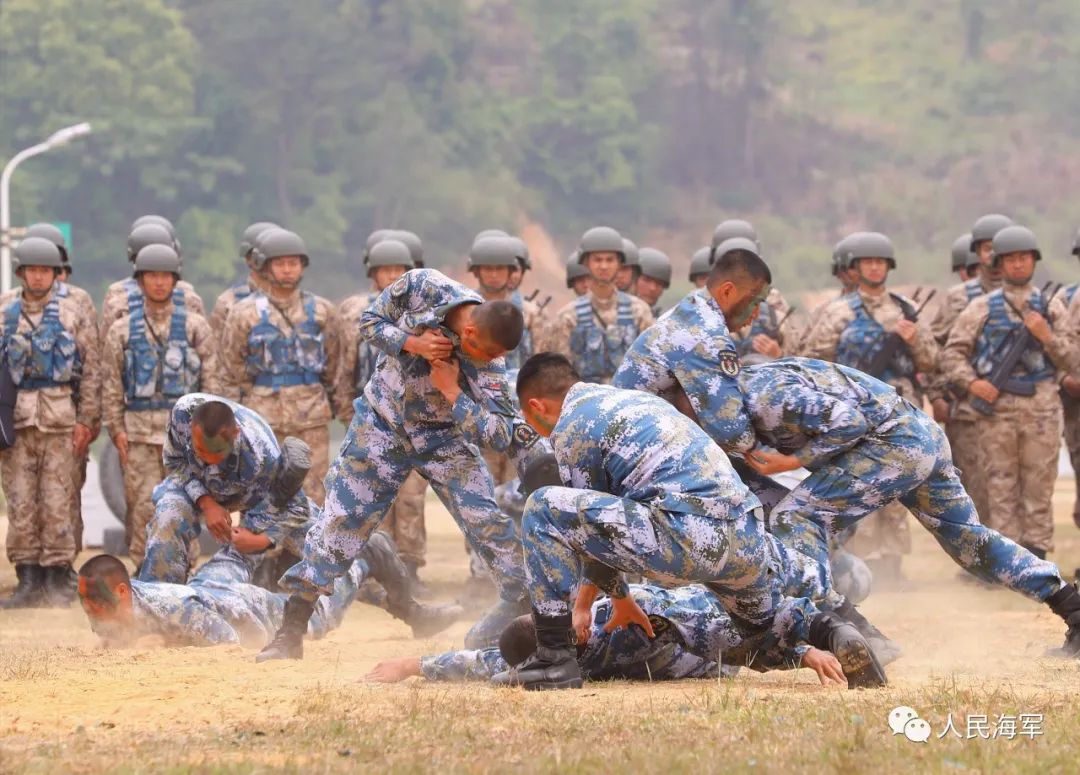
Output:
[0, 122, 93, 293]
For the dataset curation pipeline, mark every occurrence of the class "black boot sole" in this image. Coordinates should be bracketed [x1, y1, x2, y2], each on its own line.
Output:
[523, 676, 584, 691]
[835, 638, 888, 689]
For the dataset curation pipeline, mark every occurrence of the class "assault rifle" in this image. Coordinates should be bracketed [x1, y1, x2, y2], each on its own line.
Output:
[857, 288, 936, 379]
[971, 281, 1060, 416]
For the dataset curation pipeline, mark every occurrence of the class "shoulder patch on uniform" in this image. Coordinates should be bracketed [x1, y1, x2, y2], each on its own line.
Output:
[719, 350, 741, 377]
[389, 275, 409, 297]
[514, 423, 540, 449]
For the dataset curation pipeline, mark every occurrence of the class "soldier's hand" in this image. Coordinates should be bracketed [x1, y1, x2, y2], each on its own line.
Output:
[968, 379, 999, 404]
[605, 595, 655, 638]
[366, 657, 422, 683]
[745, 447, 802, 476]
[1023, 310, 1053, 344]
[893, 318, 917, 344]
[404, 329, 453, 362]
[231, 526, 271, 554]
[573, 605, 593, 644]
[198, 496, 234, 544]
[429, 358, 462, 403]
[114, 432, 130, 467]
[1063, 375, 1080, 398]
[931, 398, 951, 423]
[801, 647, 845, 686]
[72, 423, 93, 458]
[751, 335, 782, 359]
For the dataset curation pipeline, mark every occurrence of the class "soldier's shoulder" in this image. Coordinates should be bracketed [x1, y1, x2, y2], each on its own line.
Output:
[337, 293, 370, 321]
[186, 308, 212, 330]
[554, 298, 579, 321]
[626, 294, 653, 316]
[305, 292, 337, 314]
[955, 293, 991, 323]
[228, 292, 263, 318]
[766, 287, 790, 309]
[104, 314, 130, 342]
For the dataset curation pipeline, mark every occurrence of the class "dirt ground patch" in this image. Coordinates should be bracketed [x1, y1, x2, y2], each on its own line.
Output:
[3, 484, 1080, 773]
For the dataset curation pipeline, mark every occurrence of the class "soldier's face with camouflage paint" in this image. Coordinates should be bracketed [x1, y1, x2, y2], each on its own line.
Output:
[371, 264, 408, 291]
[192, 424, 238, 465]
[137, 270, 178, 304]
[854, 257, 889, 289]
[710, 278, 768, 329]
[584, 252, 620, 286]
[17, 266, 57, 299]
[474, 266, 512, 295]
[998, 251, 1036, 287]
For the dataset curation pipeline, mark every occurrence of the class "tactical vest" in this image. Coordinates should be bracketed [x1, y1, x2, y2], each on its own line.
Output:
[834, 293, 915, 384]
[963, 278, 985, 303]
[504, 291, 532, 372]
[353, 292, 379, 394]
[972, 289, 1055, 385]
[735, 300, 778, 357]
[569, 293, 637, 382]
[123, 296, 201, 411]
[2, 286, 79, 389]
[246, 293, 326, 389]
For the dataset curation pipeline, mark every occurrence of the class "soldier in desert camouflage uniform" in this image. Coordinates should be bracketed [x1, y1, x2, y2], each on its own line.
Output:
[0, 238, 100, 608]
[208, 221, 276, 354]
[1054, 226, 1080, 532]
[101, 245, 218, 567]
[218, 228, 341, 505]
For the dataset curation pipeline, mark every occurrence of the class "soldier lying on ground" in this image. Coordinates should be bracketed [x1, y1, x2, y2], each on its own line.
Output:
[367, 582, 845, 686]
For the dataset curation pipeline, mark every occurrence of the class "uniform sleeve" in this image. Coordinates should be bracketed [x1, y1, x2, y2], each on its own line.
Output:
[217, 304, 251, 402]
[319, 301, 343, 419]
[183, 286, 206, 317]
[334, 312, 360, 424]
[451, 364, 514, 451]
[1044, 295, 1076, 373]
[189, 314, 220, 396]
[358, 276, 414, 356]
[73, 304, 102, 428]
[548, 304, 576, 359]
[940, 301, 986, 393]
[101, 321, 127, 440]
[763, 385, 870, 467]
[910, 319, 939, 375]
[633, 297, 655, 332]
[419, 648, 509, 681]
[672, 352, 757, 454]
[1063, 296, 1080, 378]
[174, 602, 241, 646]
[99, 288, 123, 340]
[930, 286, 964, 345]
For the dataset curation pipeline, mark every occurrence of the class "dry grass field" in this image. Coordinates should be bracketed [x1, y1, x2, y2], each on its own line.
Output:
[3, 484, 1080, 774]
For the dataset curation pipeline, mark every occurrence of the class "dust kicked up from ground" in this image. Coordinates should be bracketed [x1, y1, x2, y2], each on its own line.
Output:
[3, 484, 1080, 773]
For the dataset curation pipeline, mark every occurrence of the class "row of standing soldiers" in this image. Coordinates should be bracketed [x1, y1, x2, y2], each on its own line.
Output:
[1, 212, 1078, 607]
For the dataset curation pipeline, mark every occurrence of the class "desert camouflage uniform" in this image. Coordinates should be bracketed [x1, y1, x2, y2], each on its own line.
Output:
[940, 283, 1075, 553]
[0, 283, 100, 568]
[137, 393, 312, 583]
[335, 290, 427, 567]
[95, 547, 365, 648]
[739, 357, 1067, 603]
[100, 278, 204, 337]
[418, 583, 799, 682]
[1057, 284, 1080, 528]
[799, 290, 939, 565]
[101, 301, 218, 565]
[280, 270, 544, 645]
[549, 290, 654, 384]
[730, 288, 797, 358]
[927, 274, 999, 526]
[523, 382, 822, 662]
[613, 288, 756, 454]
[504, 294, 547, 372]
[218, 288, 341, 505]
[209, 273, 268, 355]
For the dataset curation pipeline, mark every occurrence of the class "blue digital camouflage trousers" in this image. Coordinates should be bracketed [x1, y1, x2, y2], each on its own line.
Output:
[138, 475, 313, 585]
[280, 398, 527, 605]
[521, 485, 820, 657]
[768, 404, 1066, 602]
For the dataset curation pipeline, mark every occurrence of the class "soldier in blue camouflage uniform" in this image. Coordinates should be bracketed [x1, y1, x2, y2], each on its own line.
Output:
[368, 582, 845, 686]
[734, 356, 1080, 657]
[259, 268, 547, 662]
[499, 354, 885, 691]
[613, 238, 772, 457]
[137, 394, 312, 585]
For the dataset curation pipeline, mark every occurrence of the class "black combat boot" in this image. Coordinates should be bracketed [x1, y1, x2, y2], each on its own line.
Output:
[361, 532, 463, 638]
[833, 598, 903, 666]
[43, 564, 77, 607]
[1, 564, 45, 609]
[809, 611, 888, 689]
[255, 596, 315, 662]
[1046, 583, 1080, 658]
[492, 611, 582, 691]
